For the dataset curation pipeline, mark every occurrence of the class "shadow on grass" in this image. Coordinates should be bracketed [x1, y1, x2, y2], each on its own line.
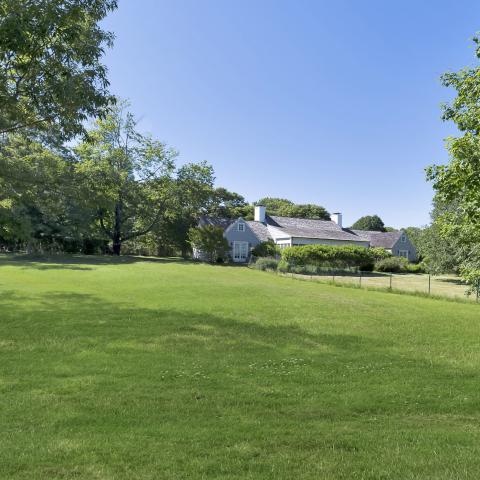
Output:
[436, 277, 467, 286]
[0, 254, 190, 270]
[0, 288, 475, 392]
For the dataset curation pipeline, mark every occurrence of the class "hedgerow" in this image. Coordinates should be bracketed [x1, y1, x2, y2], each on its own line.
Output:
[281, 244, 390, 270]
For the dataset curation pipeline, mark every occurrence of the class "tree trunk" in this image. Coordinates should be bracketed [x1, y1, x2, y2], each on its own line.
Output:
[112, 241, 122, 255]
[113, 201, 123, 256]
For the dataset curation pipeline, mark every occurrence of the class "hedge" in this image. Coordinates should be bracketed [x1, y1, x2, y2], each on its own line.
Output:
[281, 244, 389, 270]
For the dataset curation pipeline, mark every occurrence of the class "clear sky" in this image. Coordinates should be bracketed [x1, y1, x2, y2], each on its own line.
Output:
[101, 0, 480, 228]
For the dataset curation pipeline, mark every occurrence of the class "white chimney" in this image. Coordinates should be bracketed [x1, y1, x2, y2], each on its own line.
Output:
[254, 205, 266, 222]
[331, 212, 343, 228]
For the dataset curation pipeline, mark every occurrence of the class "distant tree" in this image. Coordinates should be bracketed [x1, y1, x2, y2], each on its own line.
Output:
[188, 225, 229, 263]
[419, 196, 462, 274]
[255, 197, 329, 220]
[74, 103, 177, 255]
[0, 0, 117, 140]
[153, 162, 216, 257]
[208, 188, 250, 219]
[351, 215, 386, 232]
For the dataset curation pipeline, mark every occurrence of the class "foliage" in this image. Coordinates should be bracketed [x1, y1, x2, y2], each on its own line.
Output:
[255, 197, 330, 220]
[188, 225, 229, 263]
[0, 134, 98, 252]
[0, 0, 117, 140]
[351, 215, 386, 232]
[374, 256, 409, 273]
[251, 240, 280, 258]
[74, 103, 177, 255]
[281, 244, 378, 270]
[253, 257, 278, 271]
[208, 188, 250, 219]
[426, 34, 480, 289]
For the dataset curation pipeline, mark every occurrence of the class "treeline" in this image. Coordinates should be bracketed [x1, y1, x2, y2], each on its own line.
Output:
[0, 104, 332, 256]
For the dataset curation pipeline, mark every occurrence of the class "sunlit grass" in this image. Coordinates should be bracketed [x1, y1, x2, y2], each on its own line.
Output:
[1, 255, 480, 479]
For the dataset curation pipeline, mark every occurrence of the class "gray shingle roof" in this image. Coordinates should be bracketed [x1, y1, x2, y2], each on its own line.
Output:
[267, 216, 365, 242]
[246, 221, 272, 242]
[350, 230, 402, 248]
[198, 216, 234, 229]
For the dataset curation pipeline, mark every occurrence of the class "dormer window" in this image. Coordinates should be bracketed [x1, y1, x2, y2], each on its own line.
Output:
[238, 222, 245, 232]
[401, 233, 407, 243]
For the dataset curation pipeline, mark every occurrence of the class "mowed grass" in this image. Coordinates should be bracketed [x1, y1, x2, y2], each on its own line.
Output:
[1, 255, 480, 479]
[287, 271, 472, 301]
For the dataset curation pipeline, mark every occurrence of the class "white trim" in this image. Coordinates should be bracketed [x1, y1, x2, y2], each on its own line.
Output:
[237, 222, 245, 232]
[232, 241, 249, 262]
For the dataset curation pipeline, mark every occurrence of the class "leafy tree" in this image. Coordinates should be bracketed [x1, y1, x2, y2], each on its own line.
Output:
[188, 225, 229, 263]
[0, 0, 117, 140]
[350, 215, 386, 232]
[251, 240, 279, 258]
[255, 197, 329, 220]
[426, 34, 480, 290]
[74, 103, 177, 255]
[208, 188, 250, 219]
[152, 162, 215, 257]
[0, 134, 74, 250]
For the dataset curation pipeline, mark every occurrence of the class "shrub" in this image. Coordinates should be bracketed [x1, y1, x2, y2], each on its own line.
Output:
[254, 257, 278, 271]
[252, 241, 280, 258]
[404, 262, 426, 274]
[374, 256, 409, 273]
[281, 244, 378, 270]
[278, 259, 290, 273]
[188, 226, 230, 263]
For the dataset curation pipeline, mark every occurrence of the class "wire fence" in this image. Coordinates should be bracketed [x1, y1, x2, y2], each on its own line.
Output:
[249, 258, 478, 303]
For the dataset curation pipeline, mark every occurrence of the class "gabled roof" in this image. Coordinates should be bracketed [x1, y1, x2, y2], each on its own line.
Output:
[350, 230, 402, 249]
[267, 216, 365, 242]
[198, 216, 234, 229]
[246, 221, 272, 242]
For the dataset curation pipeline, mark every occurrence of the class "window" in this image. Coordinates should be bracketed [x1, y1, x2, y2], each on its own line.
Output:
[233, 241, 248, 262]
[398, 250, 409, 259]
[237, 222, 245, 232]
[400, 233, 407, 243]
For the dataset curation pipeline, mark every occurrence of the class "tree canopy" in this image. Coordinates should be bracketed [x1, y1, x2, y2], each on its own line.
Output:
[426, 34, 480, 290]
[0, 0, 117, 140]
[255, 197, 330, 220]
[350, 215, 386, 232]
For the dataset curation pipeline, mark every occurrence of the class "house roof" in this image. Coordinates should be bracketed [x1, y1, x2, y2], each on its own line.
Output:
[350, 230, 402, 249]
[198, 216, 234, 229]
[267, 216, 366, 242]
[246, 221, 272, 242]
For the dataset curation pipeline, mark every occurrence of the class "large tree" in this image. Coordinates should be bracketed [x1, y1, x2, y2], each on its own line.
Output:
[0, 134, 89, 251]
[0, 0, 117, 140]
[255, 197, 330, 220]
[426, 34, 480, 290]
[75, 104, 177, 255]
[350, 215, 386, 232]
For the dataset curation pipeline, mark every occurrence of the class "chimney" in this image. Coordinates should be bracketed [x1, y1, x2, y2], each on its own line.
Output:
[254, 205, 266, 222]
[331, 212, 343, 228]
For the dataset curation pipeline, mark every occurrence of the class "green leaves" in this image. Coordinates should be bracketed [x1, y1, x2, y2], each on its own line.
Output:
[350, 215, 386, 232]
[0, 0, 117, 140]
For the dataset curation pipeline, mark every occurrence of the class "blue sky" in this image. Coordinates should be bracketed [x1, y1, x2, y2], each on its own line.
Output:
[101, 0, 480, 227]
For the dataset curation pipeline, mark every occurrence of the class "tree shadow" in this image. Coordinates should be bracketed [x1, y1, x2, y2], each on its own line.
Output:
[0, 254, 190, 270]
[436, 277, 467, 286]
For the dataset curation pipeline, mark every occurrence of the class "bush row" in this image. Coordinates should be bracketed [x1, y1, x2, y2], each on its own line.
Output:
[281, 245, 390, 271]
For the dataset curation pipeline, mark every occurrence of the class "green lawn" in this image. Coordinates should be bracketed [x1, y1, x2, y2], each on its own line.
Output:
[287, 271, 473, 301]
[1, 255, 480, 479]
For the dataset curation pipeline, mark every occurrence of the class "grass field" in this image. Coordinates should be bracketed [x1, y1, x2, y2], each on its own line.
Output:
[283, 271, 473, 301]
[1, 255, 480, 479]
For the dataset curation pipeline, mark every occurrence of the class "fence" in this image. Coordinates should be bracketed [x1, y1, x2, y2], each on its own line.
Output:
[249, 258, 478, 302]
